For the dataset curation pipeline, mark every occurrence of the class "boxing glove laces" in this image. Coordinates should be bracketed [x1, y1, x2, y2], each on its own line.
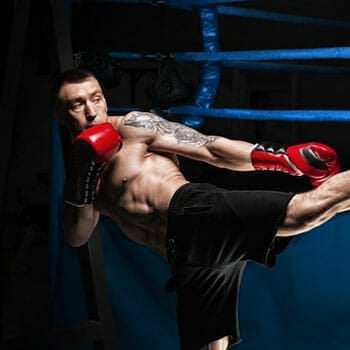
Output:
[251, 142, 340, 186]
[64, 123, 122, 207]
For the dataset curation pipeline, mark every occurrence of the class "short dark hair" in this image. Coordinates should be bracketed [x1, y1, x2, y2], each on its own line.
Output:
[51, 67, 98, 103]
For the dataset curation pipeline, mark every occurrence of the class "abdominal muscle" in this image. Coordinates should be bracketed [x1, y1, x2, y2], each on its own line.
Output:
[95, 150, 189, 259]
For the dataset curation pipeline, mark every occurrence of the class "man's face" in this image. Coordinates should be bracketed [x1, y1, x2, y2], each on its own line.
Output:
[57, 76, 108, 135]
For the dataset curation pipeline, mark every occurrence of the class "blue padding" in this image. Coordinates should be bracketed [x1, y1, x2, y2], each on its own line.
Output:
[169, 106, 350, 121]
[217, 6, 350, 29]
[193, 6, 221, 109]
[184, 6, 221, 128]
[238, 213, 350, 350]
[174, 46, 350, 62]
[200, 6, 220, 53]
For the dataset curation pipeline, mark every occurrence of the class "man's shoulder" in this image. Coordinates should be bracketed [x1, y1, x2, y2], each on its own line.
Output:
[111, 112, 157, 140]
[122, 111, 165, 130]
[124, 110, 161, 121]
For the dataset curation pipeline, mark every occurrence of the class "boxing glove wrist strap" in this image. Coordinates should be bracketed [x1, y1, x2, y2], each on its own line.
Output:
[64, 140, 104, 207]
[64, 158, 104, 207]
[251, 143, 302, 176]
[63, 123, 123, 207]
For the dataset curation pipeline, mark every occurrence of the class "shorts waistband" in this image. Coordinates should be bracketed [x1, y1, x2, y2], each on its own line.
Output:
[168, 182, 193, 215]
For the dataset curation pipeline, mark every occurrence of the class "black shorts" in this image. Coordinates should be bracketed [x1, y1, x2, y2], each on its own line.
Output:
[166, 183, 294, 350]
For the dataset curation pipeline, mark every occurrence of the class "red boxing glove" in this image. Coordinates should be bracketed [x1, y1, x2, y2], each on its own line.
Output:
[64, 123, 122, 207]
[251, 142, 340, 187]
[75, 123, 122, 162]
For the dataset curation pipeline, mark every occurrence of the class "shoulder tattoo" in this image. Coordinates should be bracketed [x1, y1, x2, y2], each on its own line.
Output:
[124, 112, 217, 145]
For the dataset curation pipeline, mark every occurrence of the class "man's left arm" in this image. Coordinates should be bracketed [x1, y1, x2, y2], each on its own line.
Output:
[123, 111, 340, 186]
[123, 111, 254, 170]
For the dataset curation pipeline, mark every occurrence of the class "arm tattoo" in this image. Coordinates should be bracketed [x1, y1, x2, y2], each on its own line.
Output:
[124, 112, 217, 145]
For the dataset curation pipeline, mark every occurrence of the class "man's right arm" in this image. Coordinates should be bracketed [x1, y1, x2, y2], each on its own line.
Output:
[62, 123, 122, 247]
[62, 204, 100, 247]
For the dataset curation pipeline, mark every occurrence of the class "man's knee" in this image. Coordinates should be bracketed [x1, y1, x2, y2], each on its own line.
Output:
[201, 336, 229, 350]
[277, 192, 324, 236]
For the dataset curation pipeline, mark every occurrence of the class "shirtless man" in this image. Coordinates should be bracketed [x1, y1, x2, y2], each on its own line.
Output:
[54, 68, 346, 350]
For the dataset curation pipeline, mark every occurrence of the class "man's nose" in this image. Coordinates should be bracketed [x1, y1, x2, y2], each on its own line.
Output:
[85, 101, 97, 120]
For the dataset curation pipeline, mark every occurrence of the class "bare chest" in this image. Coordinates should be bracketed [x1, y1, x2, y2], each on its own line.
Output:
[99, 145, 182, 203]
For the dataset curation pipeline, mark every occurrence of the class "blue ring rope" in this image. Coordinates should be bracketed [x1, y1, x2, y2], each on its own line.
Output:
[173, 46, 350, 62]
[169, 106, 350, 122]
[103, 51, 350, 74]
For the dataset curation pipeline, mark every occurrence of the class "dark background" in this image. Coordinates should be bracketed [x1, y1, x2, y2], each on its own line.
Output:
[1, 0, 350, 348]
